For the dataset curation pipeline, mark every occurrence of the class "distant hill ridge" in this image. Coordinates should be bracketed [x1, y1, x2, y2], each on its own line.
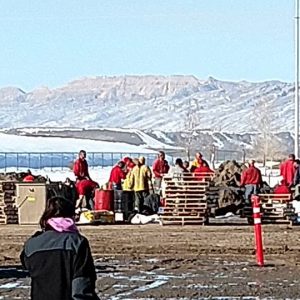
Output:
[0, 75, 293, 133]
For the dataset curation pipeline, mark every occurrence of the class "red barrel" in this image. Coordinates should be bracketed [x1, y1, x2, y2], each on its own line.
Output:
[94, 189, 114, 211]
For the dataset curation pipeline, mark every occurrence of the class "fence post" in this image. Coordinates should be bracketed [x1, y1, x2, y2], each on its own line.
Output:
[28, 153, 31, 169]
[16, 153, 19, 171]
[210, 146, 216, 169]
[4, 153, 7, 172]
[242, 149, 246, 163]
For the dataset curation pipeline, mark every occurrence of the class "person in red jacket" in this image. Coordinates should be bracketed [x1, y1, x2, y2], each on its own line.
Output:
[75, 179, 98, 209]
[240, 159, 262, 205]
[23, 170, 35, 182]
[194, 162, 214, 181]
[73, 150, 98, 210]
[109, 161, 126, 190]
[274, 179, 291, 195]
[152, 151, 170, 190]
[73, 150, 91, 181]
[280, 154, 296, 187]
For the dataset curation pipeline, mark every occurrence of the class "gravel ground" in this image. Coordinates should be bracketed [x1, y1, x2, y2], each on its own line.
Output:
[0, 223, 300, 299]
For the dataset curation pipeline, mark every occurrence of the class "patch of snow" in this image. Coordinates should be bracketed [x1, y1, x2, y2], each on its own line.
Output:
[0, 133, 156, 153]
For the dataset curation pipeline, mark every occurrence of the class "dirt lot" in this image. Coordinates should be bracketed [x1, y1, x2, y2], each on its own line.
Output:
[1, 222, 300, 299]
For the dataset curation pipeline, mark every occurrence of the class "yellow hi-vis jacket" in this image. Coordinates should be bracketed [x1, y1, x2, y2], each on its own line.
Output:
[125, 165, 152, 192]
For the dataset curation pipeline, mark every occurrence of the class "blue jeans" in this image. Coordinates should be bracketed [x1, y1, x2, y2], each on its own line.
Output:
[245, 184, 259, 205]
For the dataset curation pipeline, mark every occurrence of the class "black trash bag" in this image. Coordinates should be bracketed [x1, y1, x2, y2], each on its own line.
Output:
[143, 193, 160, 215]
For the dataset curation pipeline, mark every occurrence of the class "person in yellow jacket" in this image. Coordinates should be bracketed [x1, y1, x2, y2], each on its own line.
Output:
[190, 152, 209, 172]
[127, 156, 152, 213]
[122, 166, 134, 191]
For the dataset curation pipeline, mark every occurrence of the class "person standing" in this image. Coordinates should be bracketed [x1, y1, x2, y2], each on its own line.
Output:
[152, 151, 170, 190]
[122, 157, 135, 174]
[20, 196, 99, 300]
[240, 160, 262, 205]
[280, 154, 296, 187]
[190, 152, 209, 173]
[130, 156, 152, 212]
[73, 150, 91, 181]
[73, 150, 98, 210]
[172, 158, 189, 174]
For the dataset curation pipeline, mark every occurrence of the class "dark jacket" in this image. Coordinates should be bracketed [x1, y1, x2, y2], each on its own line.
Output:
[21, 230, 99, 300]
[294, 166, 300, 186]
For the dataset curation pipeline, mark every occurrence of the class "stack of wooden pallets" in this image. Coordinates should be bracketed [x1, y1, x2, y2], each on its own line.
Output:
[0, 181, 18, 224]
[160, 173, 213, 225]
[243, 193, 294, 224]
[259, 194, 294, 223]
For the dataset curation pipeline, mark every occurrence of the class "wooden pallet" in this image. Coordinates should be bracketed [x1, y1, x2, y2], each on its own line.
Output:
[160, 173, 212, 225]
[0, 181, 18, 224]
[160, 215, 207, 226]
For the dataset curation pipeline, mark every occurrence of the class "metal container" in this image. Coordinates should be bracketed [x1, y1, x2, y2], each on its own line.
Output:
[94, 189, 114, 211]
[16, 183, 46, 225]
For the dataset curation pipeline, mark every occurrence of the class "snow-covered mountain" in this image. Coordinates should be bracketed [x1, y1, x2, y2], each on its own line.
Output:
[0, 75, 294, 133]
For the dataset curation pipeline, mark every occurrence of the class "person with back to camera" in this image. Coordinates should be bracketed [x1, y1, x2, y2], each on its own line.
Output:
[20, 196, 100, 300]
[240, 159, 262, 205]
[280, 154, 296, 188]
[129, 156, 152, 212]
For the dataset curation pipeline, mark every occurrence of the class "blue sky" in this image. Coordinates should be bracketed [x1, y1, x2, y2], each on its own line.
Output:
[0, 0, 295, 91]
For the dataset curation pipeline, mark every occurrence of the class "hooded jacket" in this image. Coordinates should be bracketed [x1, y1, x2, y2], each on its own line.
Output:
[21, 218, 99, 300]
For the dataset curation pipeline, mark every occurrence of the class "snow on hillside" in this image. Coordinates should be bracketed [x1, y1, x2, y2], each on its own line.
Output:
[0, 75, 293, 133]
[2, 166, 112, 186]
[0, 133, 156, 153]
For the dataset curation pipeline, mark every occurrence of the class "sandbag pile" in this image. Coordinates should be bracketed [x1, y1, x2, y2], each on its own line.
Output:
[0, 172, 47, 183]
[207, 160, 272, 216]
[207, 160, 245, 210]
[214, 160, 245, 188]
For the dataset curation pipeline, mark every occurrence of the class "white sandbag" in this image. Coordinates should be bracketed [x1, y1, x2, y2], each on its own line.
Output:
[130, 213, 161, 225]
